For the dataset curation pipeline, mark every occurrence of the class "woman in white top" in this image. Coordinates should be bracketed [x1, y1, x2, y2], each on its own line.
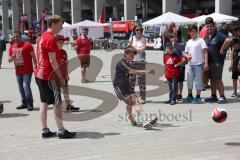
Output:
[128, 24, 147, 103]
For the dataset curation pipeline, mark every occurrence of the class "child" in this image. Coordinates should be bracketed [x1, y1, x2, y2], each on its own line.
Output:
[228, 26, 240, 97]
[164, 43, 186, 105]
[55, 35, 80, 112]
[170, 33, 185, 101]
[113, 46, 157, 129]
[75, 28, 92, 83]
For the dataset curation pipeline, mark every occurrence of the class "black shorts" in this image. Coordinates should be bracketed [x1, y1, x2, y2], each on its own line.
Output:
[177, 66, 185, 82]
[79, 57, 90, 68]
[208, 63, 224, 80]
[35, 77, 62, 105]
[232, 70, 240, 79]
[114, 86, 136, 102]
[232, 62, 240, 79]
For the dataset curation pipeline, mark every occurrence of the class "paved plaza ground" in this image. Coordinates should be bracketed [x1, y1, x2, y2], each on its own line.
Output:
[0, 45, 240, 160]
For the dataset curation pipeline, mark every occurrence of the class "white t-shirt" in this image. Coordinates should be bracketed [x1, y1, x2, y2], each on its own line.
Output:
[130, 36, 146, 61]
[185, 37, 207, 65]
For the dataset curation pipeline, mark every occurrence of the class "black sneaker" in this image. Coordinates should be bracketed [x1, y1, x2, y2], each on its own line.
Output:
[27, 104, 33, 111]
[58, 129, 76, 139]
[66, 105, 80, 112]
[16, 104, 27, 110]
[202, 84, 211, 91]
[176, 95, 182, 101]
[42, 131, 57, 138]
[81, 79, 90, 83]
[170, 100, 176, 105]
[205, 96, 218, 102]
[164, 100, 171, 104]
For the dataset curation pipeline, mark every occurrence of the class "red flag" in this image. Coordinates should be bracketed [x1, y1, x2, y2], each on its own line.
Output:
[98, 6, 104, 23]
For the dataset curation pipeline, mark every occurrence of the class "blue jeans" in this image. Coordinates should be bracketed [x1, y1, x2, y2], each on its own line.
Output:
[16, 73, 33, 106]
[167, 78, 178, 101]
[186, 64, 203, 90]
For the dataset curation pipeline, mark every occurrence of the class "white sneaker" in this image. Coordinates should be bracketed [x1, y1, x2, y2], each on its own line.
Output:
[142, 117, 158, 129]
[231, 91, 238, 97]
[143, 120, 152, 129]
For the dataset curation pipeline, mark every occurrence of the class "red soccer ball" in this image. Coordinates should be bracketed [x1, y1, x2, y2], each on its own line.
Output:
[212, 107, 227, 123]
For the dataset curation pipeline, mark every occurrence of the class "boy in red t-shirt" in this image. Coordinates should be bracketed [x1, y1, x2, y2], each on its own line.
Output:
[164, 44, 186, 105]
[55, 35, 80, 112]
[75, 28, 92, 83]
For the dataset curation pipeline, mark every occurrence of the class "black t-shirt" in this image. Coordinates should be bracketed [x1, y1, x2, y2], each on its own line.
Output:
[113, 59, 131, 88]
[205, 31, 228, 64]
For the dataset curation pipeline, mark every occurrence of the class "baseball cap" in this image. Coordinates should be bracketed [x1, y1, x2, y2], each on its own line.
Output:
[166, 43, 174, 49]
[55, 35, 66, 41]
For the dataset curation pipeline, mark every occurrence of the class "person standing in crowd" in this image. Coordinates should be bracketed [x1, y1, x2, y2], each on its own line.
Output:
[183, 25, 208, 104]
[128, 24, 147, 104]
[8, 33, 14, 44]
[75, 28, 92, 83]
[22, 30, 31, 42]
[162, 22, 177, 50]
[204, 17, 232, 104]
[228, 25, 240, 97]
[35, 15, 76, 139]
[200, 24, 211, 91]
[55, 35, 80, 111]
[8, 31, 37, 111]
[164, 44, 186, 105]
[113, 46, 157, 128]
[0, 33, 6, 69]
[219, 22, 228, 36]
[169, 33, 186, 101]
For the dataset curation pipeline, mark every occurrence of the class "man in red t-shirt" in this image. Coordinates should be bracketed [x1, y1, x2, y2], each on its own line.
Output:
[75, 28, 92, 83]
[8, 31, 37, 111]
[35, 15, 76, 139]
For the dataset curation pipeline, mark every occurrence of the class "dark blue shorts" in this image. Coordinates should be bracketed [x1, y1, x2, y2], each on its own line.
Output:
[177, 66, 185, 82]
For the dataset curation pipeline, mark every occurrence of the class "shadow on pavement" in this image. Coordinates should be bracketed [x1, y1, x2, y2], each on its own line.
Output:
[225, 142, 240, 146]
[0, 67, 15, 70]
[0, 100, 11, 103]
[155, 123, 181, 128]
[32, 107, 53, 111]
[225, 98, 240, 104]
[224, 86, 233, 91]
[144, 100, 168, 104]
[62, 109, 102, 113]
[74, 132, 120, 139]
[0, 113, 29, 118]
[133, 123, 179, 130]
[89, 80, 113, 83]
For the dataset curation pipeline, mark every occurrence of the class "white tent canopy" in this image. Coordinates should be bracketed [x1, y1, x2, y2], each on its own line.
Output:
[192, 13, 238, 25]
[58, 22, 72, 37]
[63, 22, 71, 27]
[68, 20, 105, 28]
[192, 15, 208, 24]
[61, 20, 106, 38]
[143, 12, 195, 26]
[208, 13, 238, 23]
